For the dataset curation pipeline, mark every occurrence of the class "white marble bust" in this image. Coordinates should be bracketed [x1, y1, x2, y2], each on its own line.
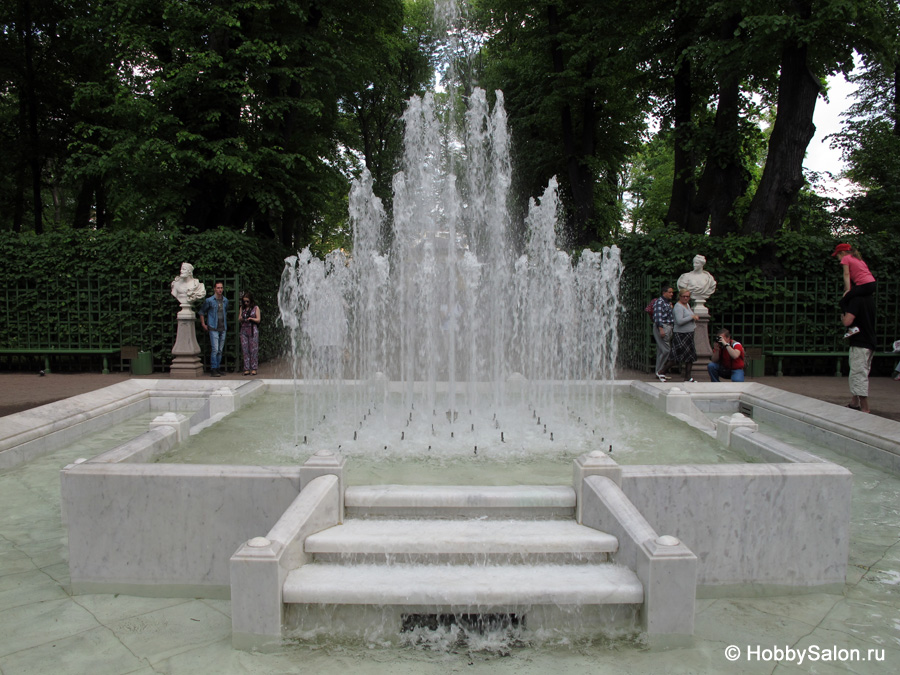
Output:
[170, 262, 206, 308]
[677, 255, 717, 308]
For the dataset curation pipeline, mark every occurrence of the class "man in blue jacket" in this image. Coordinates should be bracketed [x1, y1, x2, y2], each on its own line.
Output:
[199, 281, 229, 376]
[652, 284, 675, 382]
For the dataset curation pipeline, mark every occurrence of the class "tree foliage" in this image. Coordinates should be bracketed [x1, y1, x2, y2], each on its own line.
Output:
[1, 0, 434, 249]
[829, 0, 900, 235]
[2, 0, 898, 252]
[475, 0, 651, 248]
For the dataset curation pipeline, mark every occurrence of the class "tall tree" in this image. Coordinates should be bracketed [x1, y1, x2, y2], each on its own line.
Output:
[64, 0, 413, 245]
[829, 0, 900, 234]
[337, 0, 437, 239]
[654, 0, 777, 236]
[742, 0, 882, 238]
[478, 0, 651, 247]
[1, 0, 93, 232]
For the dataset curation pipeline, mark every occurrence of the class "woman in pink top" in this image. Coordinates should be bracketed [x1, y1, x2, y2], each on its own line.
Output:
[832, 243, 876, 337]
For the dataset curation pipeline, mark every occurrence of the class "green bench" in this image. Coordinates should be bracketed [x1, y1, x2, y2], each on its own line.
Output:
[0, 348, 120, 374]
[767, 350, 897, 377]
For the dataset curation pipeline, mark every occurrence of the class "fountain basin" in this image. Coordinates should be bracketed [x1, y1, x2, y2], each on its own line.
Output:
[0, 378, 883, 648]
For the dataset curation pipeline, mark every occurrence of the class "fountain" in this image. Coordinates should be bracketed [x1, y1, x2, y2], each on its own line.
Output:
[0, 0, 887, 659]
[2, 374, 870, 654]
[255, 81, 649, 649]
[278, 90, 622, 409]
[2, 384, 898, 668]
[272, 86, 622, 481]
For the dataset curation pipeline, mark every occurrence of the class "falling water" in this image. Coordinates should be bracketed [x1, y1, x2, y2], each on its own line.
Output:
[277, 1, 622, 445]
[279, 90, 621, 411]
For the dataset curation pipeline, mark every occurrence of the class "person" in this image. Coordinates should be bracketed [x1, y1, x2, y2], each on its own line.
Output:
[707, 328, 745, 382]
[893, 340, 900, 382]
[677, 255, 717, 307]
[671, 289, 699, 382]
[238, 291, 261, 376]
[170, 262, 205, 307]
[832, 243, 876, 338]
[652, 284, 675, 382]
[842, 291, 877, 413]
[199, 281, 229, 376]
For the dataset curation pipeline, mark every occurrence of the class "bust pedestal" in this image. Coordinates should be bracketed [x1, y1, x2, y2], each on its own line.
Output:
[693, 302, 713, 369]
[170, 306, 204, 378]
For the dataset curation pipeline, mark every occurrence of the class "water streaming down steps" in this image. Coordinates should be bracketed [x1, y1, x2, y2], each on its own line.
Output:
[281, 486, 643, 642]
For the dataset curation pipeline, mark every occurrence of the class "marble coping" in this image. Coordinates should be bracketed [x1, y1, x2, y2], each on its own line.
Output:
[4, 377, 897, 472]
[0, 379, 261, 470]
[618, 462, 851, 589]
[62, 460, 304, 596]
[230, 474, 342, 650]
[581, 475, 697, 637]
[638, 380, 900, 451]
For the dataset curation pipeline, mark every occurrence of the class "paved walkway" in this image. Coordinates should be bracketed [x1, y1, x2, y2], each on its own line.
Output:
[2, 362, 898, 421]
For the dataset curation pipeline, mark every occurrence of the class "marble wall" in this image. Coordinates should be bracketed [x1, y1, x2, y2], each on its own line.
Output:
[618, 462, 852, 590]
[62, 462, 303, 597]
[581, 475, 698, 640]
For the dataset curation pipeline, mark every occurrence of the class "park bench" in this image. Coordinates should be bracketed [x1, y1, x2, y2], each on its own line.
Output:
[0, 348, 121, 374]
[767, 350, 897, 377]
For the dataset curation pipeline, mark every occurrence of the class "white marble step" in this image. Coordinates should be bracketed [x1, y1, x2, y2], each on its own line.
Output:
[283, 562, 643, 607]
[344, 484, 576, 518]
[305, 518, 617, 564]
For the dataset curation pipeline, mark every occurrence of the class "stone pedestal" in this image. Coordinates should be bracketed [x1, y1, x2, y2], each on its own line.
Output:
[693, 305, 713, 369]
[170, 307, 204, 378]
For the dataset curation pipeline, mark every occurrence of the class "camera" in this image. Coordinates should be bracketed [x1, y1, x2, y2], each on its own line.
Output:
[716, 335, 726, 345]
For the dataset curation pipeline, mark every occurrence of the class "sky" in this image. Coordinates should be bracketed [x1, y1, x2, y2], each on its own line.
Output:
[804, 74, 858, 197]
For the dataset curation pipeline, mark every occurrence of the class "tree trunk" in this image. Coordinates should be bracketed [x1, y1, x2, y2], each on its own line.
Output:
[664, 55, 697, 231]
[17, 0, 43, 234]
[12, 171, 25, 233]
[73, 180, 92, 229]
[547, 5, 596, 245]
[743, 43, 821, 237]
[95, 183, 108, 229]
[695, 73, 747, 236]
[893, 65, 899, 136]
[696, 15, 748, 236]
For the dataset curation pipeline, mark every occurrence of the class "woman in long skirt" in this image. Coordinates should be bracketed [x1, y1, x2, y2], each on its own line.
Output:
[671, 289, 699, 382]
[239, 291, 261, 375]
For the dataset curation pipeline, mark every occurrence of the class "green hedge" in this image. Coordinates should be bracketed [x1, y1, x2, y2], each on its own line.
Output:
[0, 231, 291, 371]
[615, 227, 900, 292]
[614, 228, 900, 375]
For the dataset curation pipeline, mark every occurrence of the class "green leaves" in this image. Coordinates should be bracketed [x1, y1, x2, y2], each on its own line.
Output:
[0, 229, 289, 362]
[1, 0, 415, 245]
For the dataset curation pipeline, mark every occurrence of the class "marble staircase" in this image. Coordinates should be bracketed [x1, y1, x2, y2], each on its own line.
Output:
[281, 485, 644, 638]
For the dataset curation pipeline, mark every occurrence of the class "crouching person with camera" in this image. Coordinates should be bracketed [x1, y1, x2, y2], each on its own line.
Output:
[708, 329, 745, 382]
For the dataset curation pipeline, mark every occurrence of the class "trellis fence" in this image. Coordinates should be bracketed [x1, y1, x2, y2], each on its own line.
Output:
[4, 274, 897, 377]
[1, 276, 249, 373]
[619, 275, 900, 376]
